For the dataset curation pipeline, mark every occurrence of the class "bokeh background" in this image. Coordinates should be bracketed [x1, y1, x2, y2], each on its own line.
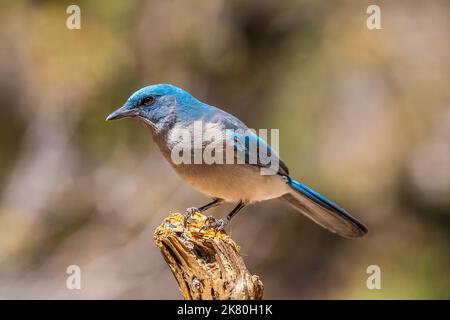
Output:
[0, 0, 449, 299]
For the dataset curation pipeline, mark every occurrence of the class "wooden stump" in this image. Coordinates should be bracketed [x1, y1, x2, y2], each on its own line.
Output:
[154, 211, 264, 300]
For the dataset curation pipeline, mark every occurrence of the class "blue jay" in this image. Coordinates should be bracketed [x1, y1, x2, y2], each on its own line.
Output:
[106, 84, 367, 238]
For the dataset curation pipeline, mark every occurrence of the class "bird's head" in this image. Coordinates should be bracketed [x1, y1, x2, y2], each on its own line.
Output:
[106, 84, 193, 125]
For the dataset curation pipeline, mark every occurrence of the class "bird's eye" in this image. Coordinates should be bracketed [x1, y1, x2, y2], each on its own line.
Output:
[142, 96, 155, 106]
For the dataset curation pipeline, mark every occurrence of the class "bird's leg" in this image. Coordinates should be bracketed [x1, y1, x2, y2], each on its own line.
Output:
[201, 202, 246, 233]
[183, 198, 223, 227]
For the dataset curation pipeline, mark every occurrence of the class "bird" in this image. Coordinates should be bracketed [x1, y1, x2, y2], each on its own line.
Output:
[106, 84, 368, 238]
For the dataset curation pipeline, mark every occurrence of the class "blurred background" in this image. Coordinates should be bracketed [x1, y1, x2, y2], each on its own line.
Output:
[0, 0, 449, 299]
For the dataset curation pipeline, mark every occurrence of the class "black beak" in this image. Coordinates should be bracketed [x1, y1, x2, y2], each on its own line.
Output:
[106, 106, 139, 121]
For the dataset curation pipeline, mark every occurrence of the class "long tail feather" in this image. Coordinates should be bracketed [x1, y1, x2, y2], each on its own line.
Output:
[282, 178, 368, 238]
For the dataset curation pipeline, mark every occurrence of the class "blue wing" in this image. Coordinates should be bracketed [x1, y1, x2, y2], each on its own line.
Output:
[205, 106, 289, 175]
[229, 130, 290, 176]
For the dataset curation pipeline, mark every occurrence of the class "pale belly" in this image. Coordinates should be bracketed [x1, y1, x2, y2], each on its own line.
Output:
[170, 163, 291, 203]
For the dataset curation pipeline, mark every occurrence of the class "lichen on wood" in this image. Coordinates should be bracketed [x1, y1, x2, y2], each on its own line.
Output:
[154, 211, 264, 300]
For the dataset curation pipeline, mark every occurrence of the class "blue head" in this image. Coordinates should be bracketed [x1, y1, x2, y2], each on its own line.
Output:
[106, 84, 196, 124]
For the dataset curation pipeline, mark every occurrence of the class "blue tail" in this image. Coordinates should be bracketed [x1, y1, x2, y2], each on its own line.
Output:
[283, 178, 368, 238]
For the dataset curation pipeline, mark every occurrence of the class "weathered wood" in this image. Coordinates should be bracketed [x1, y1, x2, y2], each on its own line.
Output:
[154, 211, 264, 300]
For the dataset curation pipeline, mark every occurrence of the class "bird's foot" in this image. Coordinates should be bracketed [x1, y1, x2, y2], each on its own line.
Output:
[200, 216, 229, 234]
[183, 207, 199, 227]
